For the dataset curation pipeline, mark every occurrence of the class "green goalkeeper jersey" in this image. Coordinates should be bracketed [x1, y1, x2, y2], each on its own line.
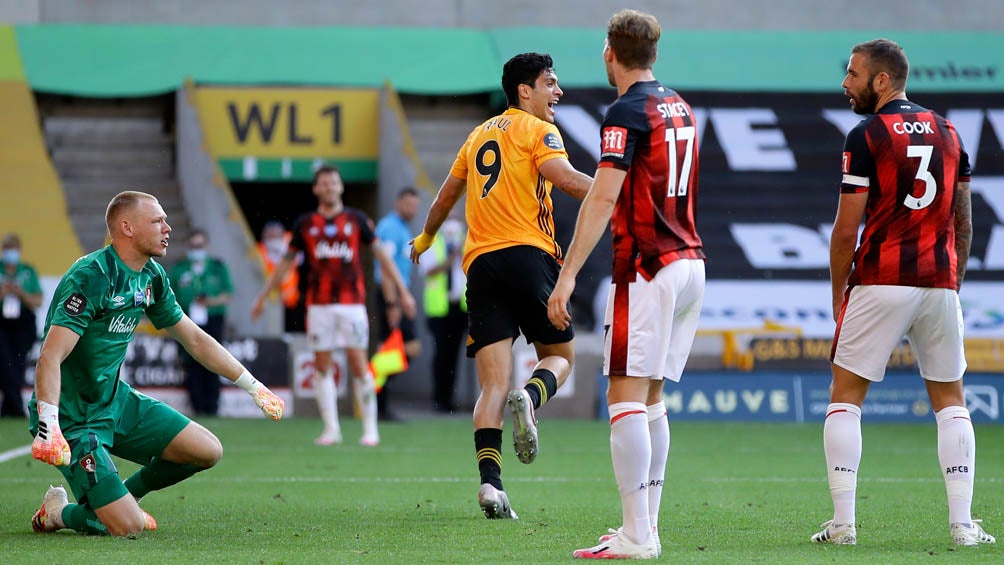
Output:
[35, 246, 183, 428]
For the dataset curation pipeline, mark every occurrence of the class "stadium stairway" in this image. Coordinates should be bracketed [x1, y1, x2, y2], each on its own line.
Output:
[42, 101, 192, 259]
[401, 96, 487, 192]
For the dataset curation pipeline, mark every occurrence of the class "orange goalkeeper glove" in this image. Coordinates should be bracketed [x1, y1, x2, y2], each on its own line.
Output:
[235, 371, 284, 420]
[32, 400, 72, 466]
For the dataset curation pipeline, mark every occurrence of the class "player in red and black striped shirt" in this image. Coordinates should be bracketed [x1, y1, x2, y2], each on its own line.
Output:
[252, 166, 416, 448]
[548, 9, 705, 559]
[814, 39, 992, 547]
[840, 103, 970, 290]
[288, 205, 372, 306]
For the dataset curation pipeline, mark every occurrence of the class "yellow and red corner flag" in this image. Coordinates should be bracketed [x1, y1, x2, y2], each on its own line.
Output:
[371, 328, 408, 393]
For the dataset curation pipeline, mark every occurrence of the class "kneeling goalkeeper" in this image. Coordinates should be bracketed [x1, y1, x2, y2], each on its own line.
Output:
[28, 191, 284, 537]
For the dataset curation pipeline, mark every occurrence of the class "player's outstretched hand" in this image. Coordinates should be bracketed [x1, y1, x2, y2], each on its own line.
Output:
[235, 371, 284, 420]
[253, 387, 285, 420]
[409, 232, 436, 263]
[33, 401, 71, 466]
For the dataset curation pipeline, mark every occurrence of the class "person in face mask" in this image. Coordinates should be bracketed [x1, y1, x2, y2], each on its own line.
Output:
[167, 229, 233, 416]
[0, 232, 42, 417]
[255, 221, 303, 333]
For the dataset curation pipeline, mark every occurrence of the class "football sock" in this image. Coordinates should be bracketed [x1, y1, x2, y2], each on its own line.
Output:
[524, 368, 558, 410]
[61, 503, 107, 535]
[609, 401, 652, 545]
[475, 428, 504, 490]
[356, 371, 379, 439]
[646, 401, 670, 530]
[315, 368, 340, 436]
[936, 405, 975, 525]
[823, 402, 861, 526]
[125, 458, 204, 499]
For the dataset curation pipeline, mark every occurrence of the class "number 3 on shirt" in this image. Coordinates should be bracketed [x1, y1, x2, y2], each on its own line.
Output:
[904, 144, 936, 210]
[476, 140, 502, 198]
[665, 126, 696, 197]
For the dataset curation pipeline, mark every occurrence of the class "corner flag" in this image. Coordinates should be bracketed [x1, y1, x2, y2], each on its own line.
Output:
[371, 328, 408, 393]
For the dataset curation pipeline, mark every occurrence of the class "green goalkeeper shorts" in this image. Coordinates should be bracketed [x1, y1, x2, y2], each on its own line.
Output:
[30, 386, 191, 510]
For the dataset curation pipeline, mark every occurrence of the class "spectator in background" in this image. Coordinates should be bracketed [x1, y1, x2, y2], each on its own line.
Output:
[257, 221, 303, 333]
[374, 187, 422, 422]
[169, 229, 233, 416]
[0, 233, 42, 417]
[419, 216, 468, 414]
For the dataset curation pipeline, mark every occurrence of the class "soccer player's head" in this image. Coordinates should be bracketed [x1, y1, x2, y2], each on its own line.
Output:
[845, 39, 909, 115]
[312, 164, 344, 206]
[605, 9, 661, 84]
[502, 53, 561, 122]
[105, 190, 171, 258]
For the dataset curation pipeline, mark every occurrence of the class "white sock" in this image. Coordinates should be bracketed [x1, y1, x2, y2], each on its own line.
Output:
[609, 401, 652, 546]
[315, 368, 340, 436]
[823, 403, 861, 526]
[936, 405, 975, 525]
[646, 401, 669, 532]
[355, 372, 379, 439]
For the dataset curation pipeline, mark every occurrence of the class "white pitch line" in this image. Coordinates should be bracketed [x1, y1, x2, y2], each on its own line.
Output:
[0, 444, 31, 463]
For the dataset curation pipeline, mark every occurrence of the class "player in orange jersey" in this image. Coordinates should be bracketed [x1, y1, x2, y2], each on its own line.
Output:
[411, 52, 593, 520]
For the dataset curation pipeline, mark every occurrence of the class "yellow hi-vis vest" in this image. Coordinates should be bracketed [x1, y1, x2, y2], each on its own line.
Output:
[424, 236, 467, 317]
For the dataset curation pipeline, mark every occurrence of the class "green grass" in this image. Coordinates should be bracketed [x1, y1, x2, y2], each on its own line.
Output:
[1, 416, 1002, 563]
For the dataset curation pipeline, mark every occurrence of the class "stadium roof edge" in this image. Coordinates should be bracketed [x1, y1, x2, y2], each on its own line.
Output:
[9, 26, 1003, 96]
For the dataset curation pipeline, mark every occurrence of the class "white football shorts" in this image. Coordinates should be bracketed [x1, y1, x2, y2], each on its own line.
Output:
[832, 285, 965, 382]
[603, 258, 705, 381]
[306, 303, 369, 351]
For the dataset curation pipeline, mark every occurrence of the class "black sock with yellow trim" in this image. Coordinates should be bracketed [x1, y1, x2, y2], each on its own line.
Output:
[524, 368, 558, 410]
[474, 428, 503, 490]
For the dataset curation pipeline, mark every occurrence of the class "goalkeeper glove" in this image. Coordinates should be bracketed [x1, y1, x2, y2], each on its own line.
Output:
[32, 400, 72, 466]
[410, 231, 436, 257]
[235, 371, 284, 420]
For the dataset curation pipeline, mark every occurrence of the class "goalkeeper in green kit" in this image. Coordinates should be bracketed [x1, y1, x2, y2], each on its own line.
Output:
[29, 191, 284, 537]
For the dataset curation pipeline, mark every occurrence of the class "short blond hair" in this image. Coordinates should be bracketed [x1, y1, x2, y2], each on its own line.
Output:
[105, 191, 158, 235]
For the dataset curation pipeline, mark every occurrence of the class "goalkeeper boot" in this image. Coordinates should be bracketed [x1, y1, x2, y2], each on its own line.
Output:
[811, 520, 856, 544]
[507, 389, 538, 464]
[142, 510, 158, 531]
[478, 483, 518, 520]
[573, 529, 659, 559]
[31, 485, 68, 533]
[951, 520, 996, 546]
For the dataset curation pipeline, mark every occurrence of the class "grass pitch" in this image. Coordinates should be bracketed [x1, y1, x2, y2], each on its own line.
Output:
[1, 415, 1001, 563]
